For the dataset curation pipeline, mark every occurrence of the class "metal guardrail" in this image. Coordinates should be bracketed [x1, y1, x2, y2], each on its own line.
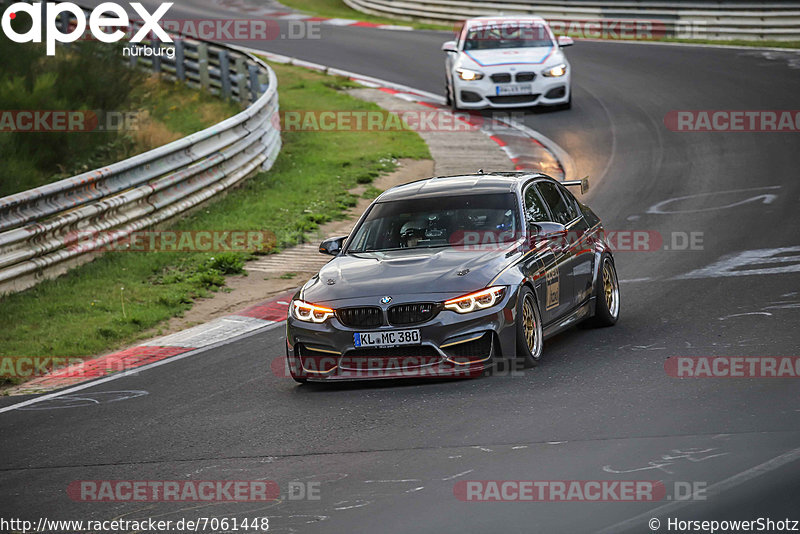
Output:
[344, 0, 800, 40]
[0, 4, 281, 295]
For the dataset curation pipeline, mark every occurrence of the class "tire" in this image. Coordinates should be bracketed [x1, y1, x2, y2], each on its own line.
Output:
[583, 254, 620, 328]
[445, 77, 452, 107]
[450, 94, 459, 112]
[562, 92, 572, 110]
[515, 286, 544, 368]
[447, 77, 460, 111]
[552, 93, 571, 111]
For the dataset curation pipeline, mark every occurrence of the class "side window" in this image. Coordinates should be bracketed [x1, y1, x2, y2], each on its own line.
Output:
[524, 185, 550, 224]
[556, 184, 580, 222]
[536, 182, 576, 225]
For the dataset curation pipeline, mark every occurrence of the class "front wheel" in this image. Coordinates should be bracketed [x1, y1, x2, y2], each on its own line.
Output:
[562, 92, 572, 110]
[446, 78, 459, 111]
[583, 255, 620, 328]
[516, 286, 543, 367]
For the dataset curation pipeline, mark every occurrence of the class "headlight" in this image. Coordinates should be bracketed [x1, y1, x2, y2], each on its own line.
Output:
[457, 68, 484, 81]
[542, 64, 567, 77]
[292, 300, 334, 323]
[444, 286, 506, 313]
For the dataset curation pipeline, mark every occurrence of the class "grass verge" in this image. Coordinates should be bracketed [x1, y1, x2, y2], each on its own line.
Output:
[0, 62, 430, 386]
[279, 0, 447, 30]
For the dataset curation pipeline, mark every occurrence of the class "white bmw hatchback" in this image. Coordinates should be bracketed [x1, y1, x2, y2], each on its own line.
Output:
[443, 16, 573, 110]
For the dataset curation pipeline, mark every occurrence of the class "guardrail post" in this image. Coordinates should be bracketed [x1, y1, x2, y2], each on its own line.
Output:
[151, 38, 161, 73]
[248, 64, 260, 103]
[236, 56, 248, 105]
[40, 3, 47, 38]
[60, 11, 70, 34]
[198, 42, 210, 90]
[174, 40, 185, 81]
[219, 49, 232, 99]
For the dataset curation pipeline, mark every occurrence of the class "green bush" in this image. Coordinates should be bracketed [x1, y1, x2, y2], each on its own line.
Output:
[0, 30, 143, 196]
[206, 253, 246, 275]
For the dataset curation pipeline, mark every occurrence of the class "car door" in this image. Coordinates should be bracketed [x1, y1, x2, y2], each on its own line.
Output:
[557, 183, 596, 307]
[534, 181, 579, 318]
[522, 181, 567, 325]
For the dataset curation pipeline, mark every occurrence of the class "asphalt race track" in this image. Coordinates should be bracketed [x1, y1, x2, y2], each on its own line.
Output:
[2, 2, 799, 532]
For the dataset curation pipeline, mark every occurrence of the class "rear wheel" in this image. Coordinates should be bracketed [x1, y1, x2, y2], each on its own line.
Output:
[516, 286, 543, 368]
[583, 254, 620, 328]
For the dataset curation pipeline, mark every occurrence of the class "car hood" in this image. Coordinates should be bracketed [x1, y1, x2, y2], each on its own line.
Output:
[301, 247, 518, 304]
[462, 46, 558, 68]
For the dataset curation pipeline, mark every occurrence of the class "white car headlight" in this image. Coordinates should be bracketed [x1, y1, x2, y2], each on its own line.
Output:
[444, 286, 506, 314]
[542, 64, 567, 77]
[456, 68, 484, 81]
[292, 300, 334, 323]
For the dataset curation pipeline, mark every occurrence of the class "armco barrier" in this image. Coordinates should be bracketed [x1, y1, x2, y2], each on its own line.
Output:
[0, 3, 281, 295]
[343, 0, 800, 40]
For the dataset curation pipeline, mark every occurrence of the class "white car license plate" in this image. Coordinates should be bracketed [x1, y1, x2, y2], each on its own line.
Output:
[354, 330, 420, 348]
[495, 83, 533, 96]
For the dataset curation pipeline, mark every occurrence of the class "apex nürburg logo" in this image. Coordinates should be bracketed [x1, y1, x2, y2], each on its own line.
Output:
[1, 2, 173, 56]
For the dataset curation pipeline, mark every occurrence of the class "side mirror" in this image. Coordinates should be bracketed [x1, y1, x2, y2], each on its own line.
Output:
[557, 35, 574, 47]
[319, 235, 347, 256]
[441, 40, 458, 53]
[530, 222, 568, 249]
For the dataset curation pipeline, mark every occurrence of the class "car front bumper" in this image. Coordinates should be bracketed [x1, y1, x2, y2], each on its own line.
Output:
[453, 73, 570, 109]
[284, 291, 518, 381]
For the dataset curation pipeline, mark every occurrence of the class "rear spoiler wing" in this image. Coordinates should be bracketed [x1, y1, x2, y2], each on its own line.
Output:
[562, 177, 589, 195]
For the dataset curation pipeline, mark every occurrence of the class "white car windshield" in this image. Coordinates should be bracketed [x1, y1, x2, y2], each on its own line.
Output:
[464, 23, 553, 50]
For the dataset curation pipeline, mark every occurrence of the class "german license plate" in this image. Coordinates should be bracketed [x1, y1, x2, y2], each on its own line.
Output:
[354, 329, 420, 348]
[496, 83, 533, 96]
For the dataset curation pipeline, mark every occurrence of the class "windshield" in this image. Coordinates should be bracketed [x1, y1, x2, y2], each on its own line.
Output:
[464, 23, 553, 50]
[347, 193, 520, 253]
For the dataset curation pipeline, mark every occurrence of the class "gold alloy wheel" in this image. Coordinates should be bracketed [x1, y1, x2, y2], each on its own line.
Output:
[602, 259, 620, 318]
[522, 295, 538, 353]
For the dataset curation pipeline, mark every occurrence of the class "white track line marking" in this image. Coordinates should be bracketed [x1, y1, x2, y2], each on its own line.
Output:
[596, 446, 800, 534]
[0, 322, 283, 415]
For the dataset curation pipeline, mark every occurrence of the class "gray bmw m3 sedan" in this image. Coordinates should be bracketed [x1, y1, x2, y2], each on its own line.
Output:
[284, 171, 619, 382]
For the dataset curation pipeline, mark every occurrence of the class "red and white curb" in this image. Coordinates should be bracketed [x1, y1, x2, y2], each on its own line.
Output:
[211, 0, 412, 31]
[4, 291, 295, 400]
